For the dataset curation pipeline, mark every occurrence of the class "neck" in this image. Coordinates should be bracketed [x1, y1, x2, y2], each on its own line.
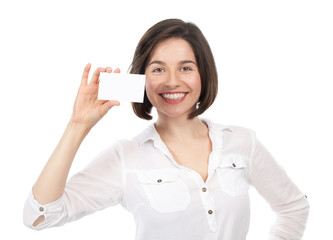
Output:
[155, 115, 208, 142]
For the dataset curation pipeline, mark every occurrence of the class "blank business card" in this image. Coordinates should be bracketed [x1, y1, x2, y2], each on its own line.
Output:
[98, 72, 146, 103]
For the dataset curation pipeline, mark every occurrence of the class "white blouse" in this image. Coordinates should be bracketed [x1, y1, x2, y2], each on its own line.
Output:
[23, 119, 309, 239]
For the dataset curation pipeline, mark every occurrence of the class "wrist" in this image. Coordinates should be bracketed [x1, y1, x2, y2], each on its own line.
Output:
[67, 120, 91, 140]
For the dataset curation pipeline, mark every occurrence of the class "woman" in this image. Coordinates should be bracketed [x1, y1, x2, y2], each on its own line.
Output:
[23, 19, 309, 239]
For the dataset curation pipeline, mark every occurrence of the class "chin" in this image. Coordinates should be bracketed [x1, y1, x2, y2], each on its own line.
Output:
[157, 107, 195, 120]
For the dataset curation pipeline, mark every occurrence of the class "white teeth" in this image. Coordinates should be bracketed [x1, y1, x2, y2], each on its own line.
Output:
[162, 93, 186, 100]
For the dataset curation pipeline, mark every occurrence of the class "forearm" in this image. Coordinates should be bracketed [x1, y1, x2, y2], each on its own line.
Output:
[269, 193, 309, 239]
[33, 121, 90, 205]
[249, 132, 310, 239]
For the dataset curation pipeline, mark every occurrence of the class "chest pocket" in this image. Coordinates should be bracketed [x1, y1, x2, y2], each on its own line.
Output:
[216, 155, 249, 197]
[137, 170, 190, 213]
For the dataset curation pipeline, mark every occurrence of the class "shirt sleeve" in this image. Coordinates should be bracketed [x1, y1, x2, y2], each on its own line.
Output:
[248, 131, 310, 239]
[23, 144, 125, 230]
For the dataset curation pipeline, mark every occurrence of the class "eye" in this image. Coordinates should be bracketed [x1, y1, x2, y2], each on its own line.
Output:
[153, 67, 164, 73]
[181, 66, 192, 72]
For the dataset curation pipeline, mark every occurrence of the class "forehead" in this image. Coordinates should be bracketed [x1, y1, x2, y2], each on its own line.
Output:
[149, 38, 196, 63]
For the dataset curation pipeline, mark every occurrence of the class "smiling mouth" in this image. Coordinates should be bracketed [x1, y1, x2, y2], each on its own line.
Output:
[161, 92, 186, 100]
[159, 92, 188, 103]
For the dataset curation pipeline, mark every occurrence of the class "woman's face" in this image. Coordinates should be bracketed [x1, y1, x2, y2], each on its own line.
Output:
[145, 38, 201, 120]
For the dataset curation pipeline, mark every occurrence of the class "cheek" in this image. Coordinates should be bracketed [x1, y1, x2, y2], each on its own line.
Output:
[145, 77, 159, 100]
[145, 78, 153, 93]
[188, 74, 201, 94]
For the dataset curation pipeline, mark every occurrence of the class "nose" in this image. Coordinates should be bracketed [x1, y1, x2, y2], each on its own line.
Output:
[165, 71, 180, 88]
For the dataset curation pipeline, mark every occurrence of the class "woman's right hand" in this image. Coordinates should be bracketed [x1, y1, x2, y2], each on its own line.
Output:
[70, 63, 120, 131]
[31, 64, 120, 208]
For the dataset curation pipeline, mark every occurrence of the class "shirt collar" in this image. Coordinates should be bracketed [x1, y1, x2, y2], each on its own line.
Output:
[136, 118, 232, 146]
[136, 123, 160, 146]
[202, 118, 232, 134]
[202, 118, 232, 150]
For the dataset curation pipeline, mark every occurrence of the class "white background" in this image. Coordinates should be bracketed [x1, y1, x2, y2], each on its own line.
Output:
[0, 0, 332, 239]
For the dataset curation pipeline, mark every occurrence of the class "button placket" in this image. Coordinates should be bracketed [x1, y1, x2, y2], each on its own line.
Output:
[199, 184, 217, 232]
[185, 170, 217, 232]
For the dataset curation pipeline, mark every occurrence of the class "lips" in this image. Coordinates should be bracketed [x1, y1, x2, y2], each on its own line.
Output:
[159, 92, 188, 103]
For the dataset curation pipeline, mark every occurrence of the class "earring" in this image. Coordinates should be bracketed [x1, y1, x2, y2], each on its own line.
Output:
[196, 101, 200, 109]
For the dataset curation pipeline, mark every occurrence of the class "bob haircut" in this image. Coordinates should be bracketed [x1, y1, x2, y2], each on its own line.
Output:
[129, 18, 218, 120]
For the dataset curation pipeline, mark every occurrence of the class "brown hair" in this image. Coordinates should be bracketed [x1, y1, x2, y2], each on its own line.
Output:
[129, 19, 218, 120]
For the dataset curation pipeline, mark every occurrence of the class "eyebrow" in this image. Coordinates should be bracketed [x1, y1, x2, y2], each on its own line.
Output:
[148, 60, 197, 66]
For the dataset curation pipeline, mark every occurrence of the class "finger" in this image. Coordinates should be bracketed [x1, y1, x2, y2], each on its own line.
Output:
[105, 67, 113, 73]
[100, 100, 120, 116]
[114, 68, 121, 73]
[90, 67, 106, 85]
[108, 100, 120, 107]
[81, 63, 91, 86]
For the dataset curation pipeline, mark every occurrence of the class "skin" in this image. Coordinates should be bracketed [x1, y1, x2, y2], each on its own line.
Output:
[145, 38, 202, 120]
[146, 38, 211, 182]
[32, 38, 212, 226]
[32, 65, 120, 225]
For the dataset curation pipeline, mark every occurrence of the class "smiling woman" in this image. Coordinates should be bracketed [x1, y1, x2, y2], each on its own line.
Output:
[130, 19, 218, 120]
[145, 38, 202, 119]
[23, 18, 309, 240]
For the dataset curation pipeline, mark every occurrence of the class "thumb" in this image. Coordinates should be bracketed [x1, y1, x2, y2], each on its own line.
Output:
[100, 100, 120, 117]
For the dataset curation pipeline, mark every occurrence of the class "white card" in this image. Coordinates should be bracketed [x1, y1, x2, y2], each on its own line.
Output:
[98, 72, 146, 103]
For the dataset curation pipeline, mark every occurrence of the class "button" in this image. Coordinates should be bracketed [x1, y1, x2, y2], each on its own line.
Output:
[39, 207, 44, 212]
[208, 210, 213, 215]
[305, 195, 308, 198]
[202, 187, 207, 192]
[232, 163, 236, 168]
[157, 179, 162, 183]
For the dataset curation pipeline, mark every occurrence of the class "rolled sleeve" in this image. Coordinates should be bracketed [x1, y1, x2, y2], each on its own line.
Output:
[248, 131, 310, 239]
[23, 189, 64, 229]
